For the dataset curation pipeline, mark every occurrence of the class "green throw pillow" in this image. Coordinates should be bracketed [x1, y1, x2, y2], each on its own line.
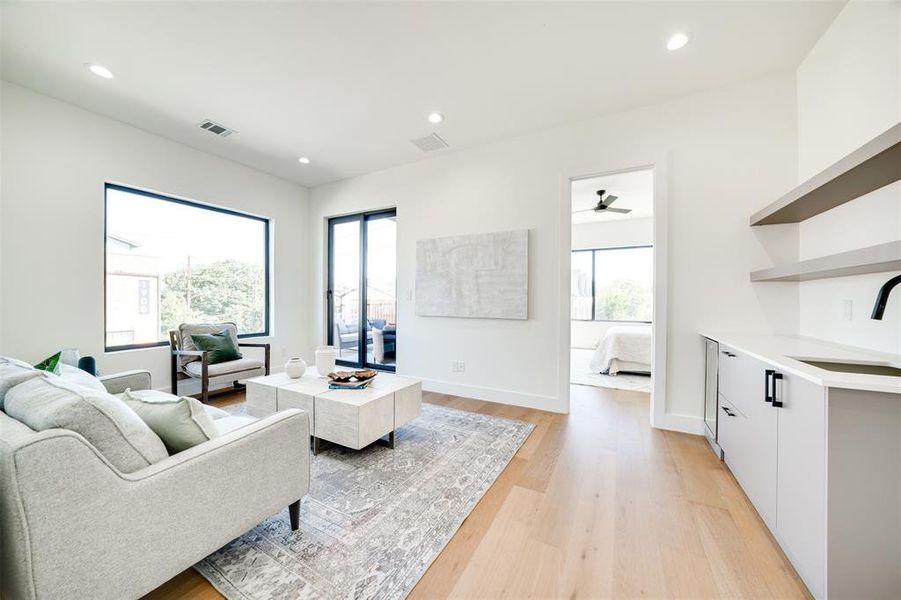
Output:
[34, 351, 62, 374]
[190, 330, 242, 364]
[122, 389, 218, 454]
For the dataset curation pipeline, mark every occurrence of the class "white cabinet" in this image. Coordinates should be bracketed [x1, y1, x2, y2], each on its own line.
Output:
[775, 372, 826, 599]
[716, 347, 825, 598]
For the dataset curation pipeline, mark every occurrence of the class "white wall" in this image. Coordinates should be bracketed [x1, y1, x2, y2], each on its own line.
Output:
[0, 82, 311, 389]
[310, 73, 800, 424]
[796, 0, 901, 354]
[571, 217, 653, 350]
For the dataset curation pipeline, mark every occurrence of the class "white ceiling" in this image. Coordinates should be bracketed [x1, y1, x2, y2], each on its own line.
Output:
[0, 1, 844, 188]
[572, 168, 654, 224]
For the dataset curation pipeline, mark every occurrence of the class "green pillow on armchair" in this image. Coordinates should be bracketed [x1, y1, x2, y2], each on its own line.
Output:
[190, 330, 242, 364]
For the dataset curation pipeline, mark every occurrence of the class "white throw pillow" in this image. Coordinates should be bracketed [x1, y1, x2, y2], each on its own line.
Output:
[122, 389, 219, 454]
[0, 358, 39, 409]
[5, 373, 169, 472]
[58, 364, 107, 393]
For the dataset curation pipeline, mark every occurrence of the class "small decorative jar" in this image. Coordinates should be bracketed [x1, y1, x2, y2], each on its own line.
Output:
[284, 357, 307, 379]
[315, 346, 337, 376]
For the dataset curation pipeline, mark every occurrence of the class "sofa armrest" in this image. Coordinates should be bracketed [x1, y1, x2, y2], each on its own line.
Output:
[6, 409, 310, 600]
[99, 369, 152, 394]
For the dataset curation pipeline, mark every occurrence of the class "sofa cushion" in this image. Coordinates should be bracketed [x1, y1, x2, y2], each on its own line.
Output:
[4, 373, 168, 473]
[190, 330, 242, 365]
[178, 323, 239, 364]
[204, 404, 231, 419]
[214, 415, 256, 435]
[122, 389, 218, 454]
[184, 357, 265, 378]
[58, 364, 106, 393]
[0, 359, 40, 410]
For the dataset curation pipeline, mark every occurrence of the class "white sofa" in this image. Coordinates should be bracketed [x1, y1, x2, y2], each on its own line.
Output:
[0, 359, 310, 600]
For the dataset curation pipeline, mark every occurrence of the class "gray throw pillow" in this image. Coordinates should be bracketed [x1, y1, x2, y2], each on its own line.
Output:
[122, 389, 218, 454]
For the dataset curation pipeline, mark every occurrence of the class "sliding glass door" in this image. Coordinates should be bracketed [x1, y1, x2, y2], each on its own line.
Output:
[327, 210, 397, 371]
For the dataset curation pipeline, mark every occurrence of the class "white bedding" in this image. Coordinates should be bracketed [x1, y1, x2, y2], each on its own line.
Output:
[588, 324, 652, 375]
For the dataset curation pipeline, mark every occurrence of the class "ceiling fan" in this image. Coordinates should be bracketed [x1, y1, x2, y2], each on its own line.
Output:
[574, 190, 632, 215]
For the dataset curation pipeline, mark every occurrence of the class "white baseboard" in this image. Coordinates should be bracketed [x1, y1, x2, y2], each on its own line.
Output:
[420, 378, 567, 414]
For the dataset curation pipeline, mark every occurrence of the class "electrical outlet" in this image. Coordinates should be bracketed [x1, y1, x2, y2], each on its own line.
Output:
[841, 299, 853, 321]
[452, 360, 466, 373]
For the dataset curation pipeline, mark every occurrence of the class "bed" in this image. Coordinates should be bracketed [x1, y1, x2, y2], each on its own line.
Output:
[588, 324, 652, 375]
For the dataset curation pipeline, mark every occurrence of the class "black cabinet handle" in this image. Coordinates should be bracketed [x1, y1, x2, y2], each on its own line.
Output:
[721, 351, 736, 358]
[772, 373, 784, 408]
[721, 406, 736, 417]
[765, 369, 774, 403]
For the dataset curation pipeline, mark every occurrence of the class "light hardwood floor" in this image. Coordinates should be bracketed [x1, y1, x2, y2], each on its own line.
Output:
[144, 384, 810, 600]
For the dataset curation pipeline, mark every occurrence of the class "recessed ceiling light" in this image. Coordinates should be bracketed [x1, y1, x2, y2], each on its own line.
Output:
[666, 33, 690, 51]
[87, 63, 114, 79]
[297, 157, 310, 165]
[427, 112, 445, 124]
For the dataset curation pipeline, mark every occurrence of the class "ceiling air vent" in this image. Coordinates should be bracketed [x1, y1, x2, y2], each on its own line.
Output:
[411, 132, 448, 153]
[197, 119, 236, 137]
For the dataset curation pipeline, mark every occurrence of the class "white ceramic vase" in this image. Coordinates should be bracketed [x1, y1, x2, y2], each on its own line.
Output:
[284, 357, 306, 379]
[315, 345, 337, 376]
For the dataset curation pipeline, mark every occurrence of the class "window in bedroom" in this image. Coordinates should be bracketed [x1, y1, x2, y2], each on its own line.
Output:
[104, 183, 269, 351]
[570, 245, 653, 322]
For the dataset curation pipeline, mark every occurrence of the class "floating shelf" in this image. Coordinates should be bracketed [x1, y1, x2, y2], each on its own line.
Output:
[750, 122, 901, 226]
[750, 241, 901, 282]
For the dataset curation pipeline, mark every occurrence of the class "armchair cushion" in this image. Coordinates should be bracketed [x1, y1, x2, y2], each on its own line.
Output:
[177, 323, 239, 364]
[123, 389, 218, 454]
[184, 356, 264, 378]
[190, 330, 242, 364]
[4, 373, 168, 472]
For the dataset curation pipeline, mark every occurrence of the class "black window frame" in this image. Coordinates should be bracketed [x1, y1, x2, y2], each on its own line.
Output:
[103, 182, 271, 352]
[571, 244, 653, 323]
[326, 209, 398, 372]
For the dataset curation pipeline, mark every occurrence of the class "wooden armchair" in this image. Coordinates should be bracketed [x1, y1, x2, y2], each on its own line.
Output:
[169, 322, 270, 403]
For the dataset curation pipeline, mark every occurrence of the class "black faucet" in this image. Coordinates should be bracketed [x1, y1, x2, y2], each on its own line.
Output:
[871, 274, 901, 320]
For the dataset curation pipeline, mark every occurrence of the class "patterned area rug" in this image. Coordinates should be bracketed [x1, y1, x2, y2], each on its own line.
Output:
[196, 402, 533, 599]
[570, 348, 652, 393]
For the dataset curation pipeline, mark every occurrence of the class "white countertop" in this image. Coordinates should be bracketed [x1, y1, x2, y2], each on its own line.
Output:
[700, 333, 901, 395]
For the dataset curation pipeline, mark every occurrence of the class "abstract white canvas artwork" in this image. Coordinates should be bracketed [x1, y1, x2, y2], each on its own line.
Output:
[415, 229, 529, 320]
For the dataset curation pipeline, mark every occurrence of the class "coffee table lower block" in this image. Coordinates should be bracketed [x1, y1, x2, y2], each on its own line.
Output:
[314, 389, 395, 450]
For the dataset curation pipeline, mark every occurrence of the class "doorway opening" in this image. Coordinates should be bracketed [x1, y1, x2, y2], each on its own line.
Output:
[569, 167, 654, 394]
[327, 209, 397, 371]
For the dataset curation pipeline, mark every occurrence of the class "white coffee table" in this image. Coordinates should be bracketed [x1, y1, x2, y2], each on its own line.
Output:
[245, 370, 422, 454]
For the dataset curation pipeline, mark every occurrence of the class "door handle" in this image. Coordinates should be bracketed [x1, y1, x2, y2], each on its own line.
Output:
[764, 369, 774, 403]
[771, 372, 784, 408]
[721, 351, 736, 358]
[721, 406, 736, 417]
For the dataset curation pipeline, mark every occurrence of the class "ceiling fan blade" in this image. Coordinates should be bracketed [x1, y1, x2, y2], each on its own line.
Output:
[603, 194, 619, 206]
[572, 208, 597, 214]
[604, 207, 632, 214]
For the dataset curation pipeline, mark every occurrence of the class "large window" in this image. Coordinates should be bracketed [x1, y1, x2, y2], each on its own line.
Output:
[570, 245, 653, 322]
[104, 184, 269, 351]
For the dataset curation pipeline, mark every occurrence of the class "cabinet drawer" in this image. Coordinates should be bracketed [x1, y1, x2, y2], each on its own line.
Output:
[719, 344, 768, 416]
